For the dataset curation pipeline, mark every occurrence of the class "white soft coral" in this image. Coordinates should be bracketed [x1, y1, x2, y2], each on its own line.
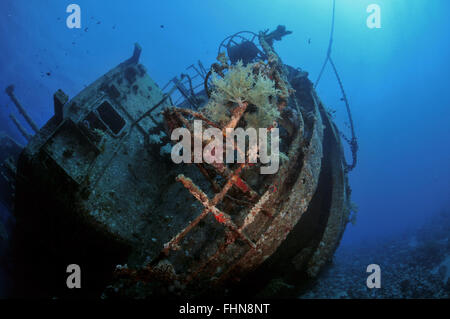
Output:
[203, 60, 280, 128]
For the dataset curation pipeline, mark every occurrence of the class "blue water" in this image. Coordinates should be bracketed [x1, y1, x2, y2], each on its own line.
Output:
[0, 0, 449, 297]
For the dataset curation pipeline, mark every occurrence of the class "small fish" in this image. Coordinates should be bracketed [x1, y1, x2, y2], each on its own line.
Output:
[308, 38, 311, 44]
[160, 24, 164, 29]
[46, 72, 51, 76]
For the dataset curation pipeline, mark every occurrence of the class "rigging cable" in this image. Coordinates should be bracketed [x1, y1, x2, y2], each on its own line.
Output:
[314, 0, 358, 172]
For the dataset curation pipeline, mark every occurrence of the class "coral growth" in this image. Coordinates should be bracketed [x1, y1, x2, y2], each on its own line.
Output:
[203, 61, 281, 129]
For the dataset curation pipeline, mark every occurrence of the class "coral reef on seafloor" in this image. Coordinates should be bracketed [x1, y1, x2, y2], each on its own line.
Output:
[203, 60, 281, 129]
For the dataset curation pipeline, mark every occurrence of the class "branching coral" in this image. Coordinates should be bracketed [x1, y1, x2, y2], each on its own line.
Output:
[203, 60, 281, 129]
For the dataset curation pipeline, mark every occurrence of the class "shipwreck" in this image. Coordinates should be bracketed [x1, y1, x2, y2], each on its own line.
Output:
[0, 26, 358, 298]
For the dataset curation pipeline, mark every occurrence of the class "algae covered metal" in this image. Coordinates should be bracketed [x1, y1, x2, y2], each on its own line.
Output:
[4, 26, 357, 298]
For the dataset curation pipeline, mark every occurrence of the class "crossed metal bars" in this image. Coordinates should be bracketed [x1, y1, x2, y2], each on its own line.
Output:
[160, 100, 265, 259]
